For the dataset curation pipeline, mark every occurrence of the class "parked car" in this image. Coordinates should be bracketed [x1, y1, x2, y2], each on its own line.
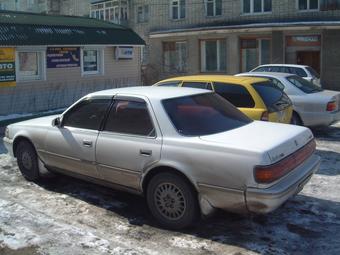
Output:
[3, 87, 320, 229]
[250, 64, 321, 86]
[154, 75, 293, 124]
[236, 72, 340, 127]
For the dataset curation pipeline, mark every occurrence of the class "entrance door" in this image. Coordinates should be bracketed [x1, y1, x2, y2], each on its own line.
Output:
[297, 51, 320, 74]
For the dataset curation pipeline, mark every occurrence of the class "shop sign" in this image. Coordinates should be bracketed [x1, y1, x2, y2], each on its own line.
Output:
[47, 47, 80, 68]
[115, 47, 134, 60]
[0, 48, 16, 87]
[286, 35, 321, 47]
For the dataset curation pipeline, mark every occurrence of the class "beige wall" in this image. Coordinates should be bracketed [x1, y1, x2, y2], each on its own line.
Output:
[0, 46, 142, 115]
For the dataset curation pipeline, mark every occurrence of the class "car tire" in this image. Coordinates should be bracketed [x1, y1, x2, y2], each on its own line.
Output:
[291, 112, 303, 126]
[16, 140, 40, 181]
[146, 172, 199, 230]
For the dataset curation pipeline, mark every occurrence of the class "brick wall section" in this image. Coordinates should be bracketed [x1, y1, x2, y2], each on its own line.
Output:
[0, 47, 141, 115]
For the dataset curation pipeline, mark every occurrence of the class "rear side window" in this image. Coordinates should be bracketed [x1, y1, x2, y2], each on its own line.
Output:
[252, 82, 291, 112]
[182, 82, 212, 90]
[104, 100, 155, 137]
[213, 82, 255, 108]
[63, 99, 111, 130]
[156, 81, 181, 87]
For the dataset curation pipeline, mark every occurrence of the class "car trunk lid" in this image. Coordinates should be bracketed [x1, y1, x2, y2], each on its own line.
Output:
[199, 121, 314, 165]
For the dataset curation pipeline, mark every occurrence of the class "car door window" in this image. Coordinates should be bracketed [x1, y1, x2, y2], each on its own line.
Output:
[62, 99, 111, 130]
[182, 82, 213, 90]
[104, 99, 155, 137]
[213, 82, 255, 108]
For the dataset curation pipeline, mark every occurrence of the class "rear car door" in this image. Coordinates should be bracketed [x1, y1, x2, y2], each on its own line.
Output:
[95, 96, 162, 190]
[41, 98, 112, 178]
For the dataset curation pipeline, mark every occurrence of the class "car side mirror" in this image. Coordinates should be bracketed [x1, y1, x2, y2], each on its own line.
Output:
[52, 117, 61, 128]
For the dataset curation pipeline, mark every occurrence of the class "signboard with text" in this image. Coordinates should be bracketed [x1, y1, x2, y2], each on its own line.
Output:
[115, 47, 134, 60]
[286, 35, 321, 47]
[47, 47, 80, 68]
[0, 48, 16, 87]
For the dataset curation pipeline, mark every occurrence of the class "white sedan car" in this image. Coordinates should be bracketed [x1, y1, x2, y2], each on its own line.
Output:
[3, 87, 320, 229]
[237, 72, 340, 127]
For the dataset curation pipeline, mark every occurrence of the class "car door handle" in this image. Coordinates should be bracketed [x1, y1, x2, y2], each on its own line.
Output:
[83, 140, 93, 147]
[140, 149, 152, 157]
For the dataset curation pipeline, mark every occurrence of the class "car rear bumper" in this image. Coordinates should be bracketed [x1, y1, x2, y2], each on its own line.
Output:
[302, 110, 340, 127]
[245, 154, 320, 214]
[3, 137, 14, 157]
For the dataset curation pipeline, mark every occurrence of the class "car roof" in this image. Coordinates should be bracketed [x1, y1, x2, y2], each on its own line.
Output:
[238, 72, 295, 78]
[87, 86, 211, 100]
[155, 75, 268, 86]
[255, 64, 309, 68]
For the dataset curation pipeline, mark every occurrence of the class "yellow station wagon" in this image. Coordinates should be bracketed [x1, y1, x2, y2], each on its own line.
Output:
[154, 75, 293, 123]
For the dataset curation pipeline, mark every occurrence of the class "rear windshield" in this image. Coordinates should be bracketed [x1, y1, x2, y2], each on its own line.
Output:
[162, 93, 252, 136]
[252, 82, 291, 112]
[306, 67, 320, 79]
[287, 75, 323, 94]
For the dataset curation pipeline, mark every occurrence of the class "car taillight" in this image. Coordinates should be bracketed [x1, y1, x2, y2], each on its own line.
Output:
[261, 111, 269, 121]
[326, 101, 337, 112]
[254, 140, 316, 184]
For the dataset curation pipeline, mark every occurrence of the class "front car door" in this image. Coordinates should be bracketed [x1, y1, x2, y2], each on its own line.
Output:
[96, 95, 162, 191]
[40, 97, 112, 178]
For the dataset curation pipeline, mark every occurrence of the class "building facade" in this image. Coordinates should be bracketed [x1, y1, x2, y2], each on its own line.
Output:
[90, 0, 340, 90]
[0, 0, 91, 16]
[0, 10, 144, 115]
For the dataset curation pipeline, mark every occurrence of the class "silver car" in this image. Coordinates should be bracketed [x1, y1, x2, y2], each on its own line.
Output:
[3, 87, 320, 229]
[250, 64, 321, 86]
[236, 72, 340, 127]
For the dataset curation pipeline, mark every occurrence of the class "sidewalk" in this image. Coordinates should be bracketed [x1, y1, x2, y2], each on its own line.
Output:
[0, 109, 65, 135]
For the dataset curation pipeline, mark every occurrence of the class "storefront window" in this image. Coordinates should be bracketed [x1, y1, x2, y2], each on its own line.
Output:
[201, 39, 226, 72]
[241, 39, 271, 72]
[163, 41, 187, 73]
[17, 51, 45, 81]
[82, 49, 103, 75]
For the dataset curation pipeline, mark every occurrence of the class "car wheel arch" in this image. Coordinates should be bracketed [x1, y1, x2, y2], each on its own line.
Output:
[292, 110, 304, 126]
[141, 165, 199, 196]
[13, 136, 36, 158]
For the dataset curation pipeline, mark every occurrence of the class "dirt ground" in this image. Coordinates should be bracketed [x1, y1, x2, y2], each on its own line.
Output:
[0, 123, 339, 255]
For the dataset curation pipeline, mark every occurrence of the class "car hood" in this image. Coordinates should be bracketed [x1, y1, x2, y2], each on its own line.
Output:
[199, 121, 314, 164]
[11, 114, 60, 127]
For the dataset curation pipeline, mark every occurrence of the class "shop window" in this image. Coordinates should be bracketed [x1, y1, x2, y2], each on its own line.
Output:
[137, 5, 149, 23]
[81, 49, 103, 75]
[205, 0, 222, 16]
[241, 39, 271, 72]
[17, 51, 45, 81]
[170, 0, 186, 20]
[298, 0, 319, 10]
[320, 0, 340, 10]
[201, 39, 226, 72]
[163, 41, 187, 73]
[243, 0, 272, 14]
